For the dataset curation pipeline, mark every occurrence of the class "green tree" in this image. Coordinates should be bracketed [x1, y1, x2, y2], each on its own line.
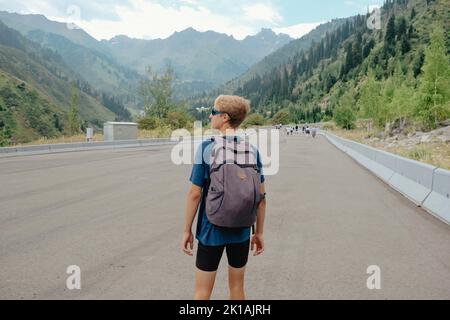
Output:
[341, 42, 353, 77]
[397, 17, 411, 55]
[271, 109, 291, 125]
[138, 116, 159, 130]
[53, 114, 63, 132]
[357, 69, 382, 129]
[243, 113, 266, 128]
[334, 90, 356, 129]
[69, 83, 81, 135]
[334, 104, 356, 130]
[385, 64, 416, 130]
[413, 49, 425, 77]
[163, 109, 194, 130]
[0, 125, 10, 146]
[140, 64, 175, 119]
[384, 14, 397, 56]
[416, 26, 450, 129]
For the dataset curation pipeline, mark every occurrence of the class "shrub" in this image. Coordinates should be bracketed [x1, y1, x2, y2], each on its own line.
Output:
[163, 109, 193, 130]
[334, 105, 356, 129]
[137, 116, 160, 130]
[243, 113, 266, 128]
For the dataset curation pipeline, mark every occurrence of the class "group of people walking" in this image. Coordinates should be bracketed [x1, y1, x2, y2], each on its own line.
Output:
[280, 124, 317, 138]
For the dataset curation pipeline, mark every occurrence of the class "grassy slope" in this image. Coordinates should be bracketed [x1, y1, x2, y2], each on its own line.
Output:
[0, 69, 68, 143]
[0, 44, 115, 122]
[25, 30, 141, 100]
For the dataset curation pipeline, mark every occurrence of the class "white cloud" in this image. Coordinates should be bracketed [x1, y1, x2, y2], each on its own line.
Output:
[7, 0, 61, 17]
[242, 3, 282, 25]
[273, 22, 323, 39]
[41, 0, 265, 40]
[2, 0, 295, 41]
[179, 0, 199, 5]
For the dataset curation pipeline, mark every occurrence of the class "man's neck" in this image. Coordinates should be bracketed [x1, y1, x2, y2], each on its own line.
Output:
[219, 126, 236, 136]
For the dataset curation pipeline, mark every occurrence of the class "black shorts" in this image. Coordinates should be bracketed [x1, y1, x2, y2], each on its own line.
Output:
[196, 240, 250, 272]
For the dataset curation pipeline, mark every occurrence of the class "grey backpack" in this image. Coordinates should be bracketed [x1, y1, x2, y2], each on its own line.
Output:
[205, 136, 263, 228]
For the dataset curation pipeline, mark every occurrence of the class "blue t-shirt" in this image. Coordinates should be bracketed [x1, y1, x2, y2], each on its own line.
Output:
[189, 136, 265, 246]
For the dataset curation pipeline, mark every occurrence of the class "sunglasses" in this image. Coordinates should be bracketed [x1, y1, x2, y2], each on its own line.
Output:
[211, 107, 224, 116]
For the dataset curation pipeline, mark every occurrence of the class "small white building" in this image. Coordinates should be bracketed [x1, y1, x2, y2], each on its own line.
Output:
[103, 122, 138, 141]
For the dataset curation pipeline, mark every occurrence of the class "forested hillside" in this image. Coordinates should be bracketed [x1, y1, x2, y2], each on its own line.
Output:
[231, 0, 449, 132]
[0, 21, 131, 145]
[224, 18, 349, 93]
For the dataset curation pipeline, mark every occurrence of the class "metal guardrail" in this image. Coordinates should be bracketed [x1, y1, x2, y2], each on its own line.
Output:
[320, 130, 450, 225]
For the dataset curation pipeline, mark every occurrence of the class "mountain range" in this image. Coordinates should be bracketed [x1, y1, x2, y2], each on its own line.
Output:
[102, 27, 292, 85]
[0, 11, 293, 93]
[0, 8, 361, 144]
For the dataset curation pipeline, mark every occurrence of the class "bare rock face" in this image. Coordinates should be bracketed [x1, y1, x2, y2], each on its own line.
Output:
[420, 135, 432, 143]
[373, 125, 450, 149]
[441, 119, 450, 127]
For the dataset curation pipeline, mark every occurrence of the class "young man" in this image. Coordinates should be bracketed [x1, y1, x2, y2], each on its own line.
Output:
[181, 95, 266, 300]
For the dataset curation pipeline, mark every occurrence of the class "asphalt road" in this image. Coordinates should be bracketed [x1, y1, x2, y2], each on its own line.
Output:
[1, 134, 449, 300]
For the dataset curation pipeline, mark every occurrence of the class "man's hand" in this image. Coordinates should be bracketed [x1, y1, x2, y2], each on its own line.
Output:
[181, 231, 194, 256]
[251, 234, 264, 256]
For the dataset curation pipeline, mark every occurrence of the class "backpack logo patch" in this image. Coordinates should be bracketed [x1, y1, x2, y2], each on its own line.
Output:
[238, 171, 247, 180]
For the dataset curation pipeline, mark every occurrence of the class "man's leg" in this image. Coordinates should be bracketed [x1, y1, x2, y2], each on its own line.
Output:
[195, 269, 217, 300]
[226, 240, 250, 300]
[228, 266, 246, 300]
[195, 242, 224, 300]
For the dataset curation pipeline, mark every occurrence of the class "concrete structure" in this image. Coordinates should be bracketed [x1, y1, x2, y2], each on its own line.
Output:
[103, 122, 138, 141]
[322, 131, 450, 225]
[86, 128, 94, 142]
[423, 169, 450, 223]
[0, 138, 175, 158]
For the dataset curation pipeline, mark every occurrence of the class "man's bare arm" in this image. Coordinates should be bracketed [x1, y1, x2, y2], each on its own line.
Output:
[181, 185, 202, 256]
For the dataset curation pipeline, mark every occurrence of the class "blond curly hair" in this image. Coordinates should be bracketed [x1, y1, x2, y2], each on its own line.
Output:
[214, 95, 251, 128]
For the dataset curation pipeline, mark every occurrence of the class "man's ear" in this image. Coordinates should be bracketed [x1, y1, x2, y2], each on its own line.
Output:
[222, 113, 230, 123]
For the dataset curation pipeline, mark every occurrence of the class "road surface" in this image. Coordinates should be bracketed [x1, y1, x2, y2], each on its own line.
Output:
[1, 134, 449, 299]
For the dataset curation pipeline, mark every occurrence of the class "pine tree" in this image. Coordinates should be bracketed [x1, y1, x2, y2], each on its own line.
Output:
[352, 37, 363, 67]
[410, 8, 416, 20]
[413, 49, 425, 77]
[397, 16, 411, 54]
[341, 42, 354, 77]
[385, 15, 397, 57]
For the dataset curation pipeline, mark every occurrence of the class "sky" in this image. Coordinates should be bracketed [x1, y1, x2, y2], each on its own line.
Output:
[0, 0, 384, 40]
